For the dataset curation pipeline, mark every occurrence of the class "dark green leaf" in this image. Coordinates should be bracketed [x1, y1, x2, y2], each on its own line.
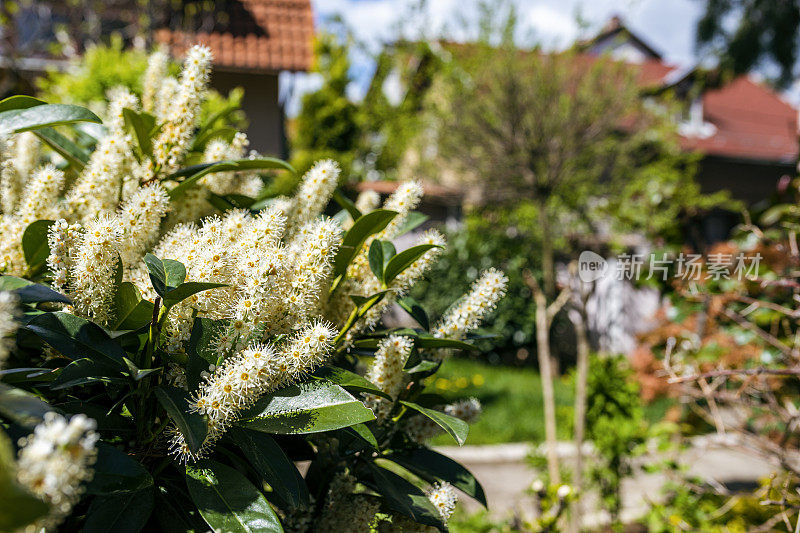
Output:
[34, 127, 91, 169]
[86, 443, 153, 495]
[164, 259, 187, 288]
[154, 385, 207, 454]
[368, 463, 445, 530]
[112, 282, 155, 330]
[383, 244, 442, 286]
[239, 380, 375, 434]
[50, 358, 125, 390]
[155, 483, 210, 533]
[333, 209, 397, 278]
[186, 317, 227, 391]
[26, 311, 126, 366]
[397, 296, 430, 330]
[167, 158, 294, 200]
[332, 189, 362, 220]
[0, 103, 101, 133]
[368, 240, 385, 283]
[143, 253, 166, 297]
[21, 220, 54, 271]
[185, 459, 283, 533]
[14, 283, 71, 304]
[122, 357, 161, 381]
[400, 401, 469, 446]
[414, 336, 477, 351]
[84, 487, 154, 533]
[386, 447, 487, 507]
[228, 427, 309, 508]
[394, 211, 429, 237]
[0, 95, 45, 112]
[0, 383, 52, 428]
[122, 108, 156, 158]
[164, 282, 226, 307]
[311, 365, 391, 400]
[344, 423, 379, 450]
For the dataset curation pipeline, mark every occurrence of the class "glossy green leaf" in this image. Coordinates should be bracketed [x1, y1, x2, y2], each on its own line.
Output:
[164, 282, 226, 307]
[185, 459, 283, 533]
[344, 423, 379, 450]
[0, 383, 52, 428]
[86, 443, 153, 495]
[394, 211, 429, 237]
[368, 240, 385, 283]
[155, 385, 208, 454]
[14, 282, 71, 304]
[400, 401, 469, 446]
[34, 127, 91, 169]
[155, 483, 210, 533]
[186, 317, 227, 391]
[228, 427, 309, 508]
[383, 244, 442, 285]
[311, 365, 391, 400]
[368, 463, 445, 530]
[0, 95, 45, 112]
[333, 209, 397, 278]
[0, 103, 101, 133]
[50, 358, 125, 390]
[167, 158, 294, 200]
[112, 282, 155, 330]
[143, 253, 167, 297]
[332, 189, 362, 220]
[397, 296, 430, 330]
[122, 108, 156, 158]
[21, 219, 53, 271]
[84, 487, 154, 533]
[239, 380, 375, 434]
[26, 311, 126, 366]
[385, 447, 487, 507]
[164, 259, 187, 288]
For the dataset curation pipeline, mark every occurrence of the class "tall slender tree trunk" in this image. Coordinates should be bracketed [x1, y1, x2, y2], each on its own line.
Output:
[538, 202, 556, 298]
[534, 286, 560, 484]
[568, 307, 590, 532]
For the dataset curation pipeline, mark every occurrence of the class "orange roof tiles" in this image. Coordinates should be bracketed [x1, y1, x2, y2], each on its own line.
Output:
[154, 0, 314, 73]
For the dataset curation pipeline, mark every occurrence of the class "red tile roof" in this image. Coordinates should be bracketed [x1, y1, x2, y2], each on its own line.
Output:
[154, 0, 314, 73]
[683, 76, 798, 162]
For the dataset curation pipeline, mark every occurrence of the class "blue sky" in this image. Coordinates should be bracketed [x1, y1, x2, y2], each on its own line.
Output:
[282, 0, 708, 115]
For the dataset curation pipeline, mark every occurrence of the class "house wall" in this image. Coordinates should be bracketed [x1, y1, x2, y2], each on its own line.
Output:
[211, 70, 285, 157]
[697, 156, 794, 204]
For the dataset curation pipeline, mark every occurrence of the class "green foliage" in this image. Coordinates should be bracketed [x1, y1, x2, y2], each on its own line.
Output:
[696, 0, 800, 88]
[585, 355, 648, 527]
[290, 31, 361, 178]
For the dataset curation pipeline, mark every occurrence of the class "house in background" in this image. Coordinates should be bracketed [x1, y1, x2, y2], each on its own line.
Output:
[0, 0, 314, 156]
[583, 17, 797, 218]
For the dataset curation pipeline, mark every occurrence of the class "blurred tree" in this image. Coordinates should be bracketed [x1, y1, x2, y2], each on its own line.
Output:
[696, 0, 800, 88]
[290, 29, 361, 179]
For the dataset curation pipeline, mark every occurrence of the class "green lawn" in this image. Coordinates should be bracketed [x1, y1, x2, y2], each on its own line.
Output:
[425, 358, 673, 446]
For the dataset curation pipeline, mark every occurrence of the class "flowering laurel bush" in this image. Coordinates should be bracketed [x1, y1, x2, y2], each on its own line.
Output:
[0, 45, 507, 532]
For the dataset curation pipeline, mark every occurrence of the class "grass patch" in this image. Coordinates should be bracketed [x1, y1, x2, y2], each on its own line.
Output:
[425, 358, 674, 446]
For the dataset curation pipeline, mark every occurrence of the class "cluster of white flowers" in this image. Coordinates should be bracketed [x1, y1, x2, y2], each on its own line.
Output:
[170, 321, 337, 462]
[149, 45, 213, 177]
[427, 482, 458, 524]
[364, 334, 414, 420]
[0, 132, 39, 214]
[64, 89, 138, 222]
[142, 48, 169, 114]
[405, 398, 483, 443]
[285, 159, 341, 238]
[0, 290, 19, 369]
[16, 413, 98, 532]
[432, 268, 508, 359]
